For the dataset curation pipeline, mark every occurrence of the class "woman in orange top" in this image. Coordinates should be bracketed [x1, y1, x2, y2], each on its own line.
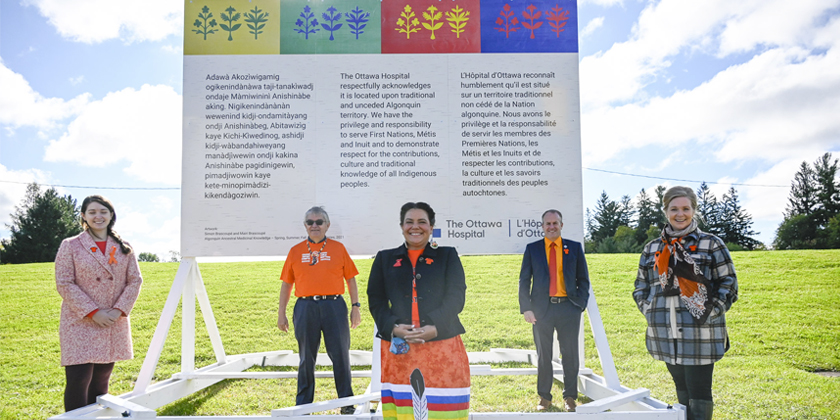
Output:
[368, 202, 470, 420]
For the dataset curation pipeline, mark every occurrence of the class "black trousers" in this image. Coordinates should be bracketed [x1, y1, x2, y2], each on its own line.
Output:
[666, 362, 715, 402]
[533, 300, 582, 401]
[293, 297, 353, 405]
[64, 362, 114, 412]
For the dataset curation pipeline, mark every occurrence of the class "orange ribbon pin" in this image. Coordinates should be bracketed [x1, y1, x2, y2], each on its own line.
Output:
[108, 246, 117, 265]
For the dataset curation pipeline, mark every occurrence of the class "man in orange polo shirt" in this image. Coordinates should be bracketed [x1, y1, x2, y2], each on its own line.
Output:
[518, 210, 590, 412]
[278, 206, 362, 413]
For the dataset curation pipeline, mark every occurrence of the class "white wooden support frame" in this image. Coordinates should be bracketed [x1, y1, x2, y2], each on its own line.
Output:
[48, 260, 684, 420]
[96, 394, 157, 418]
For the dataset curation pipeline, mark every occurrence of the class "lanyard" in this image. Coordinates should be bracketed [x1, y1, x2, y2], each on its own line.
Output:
[306, 239, 326, 265]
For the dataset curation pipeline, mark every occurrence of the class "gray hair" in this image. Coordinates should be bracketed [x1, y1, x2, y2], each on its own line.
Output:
[304, 206, 330, 224]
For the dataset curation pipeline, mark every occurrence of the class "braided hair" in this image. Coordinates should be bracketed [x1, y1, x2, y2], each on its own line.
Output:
[81, 195, 132, 254]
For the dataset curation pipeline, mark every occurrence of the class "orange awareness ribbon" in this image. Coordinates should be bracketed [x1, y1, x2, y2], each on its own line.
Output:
[108, 246, 117, 265]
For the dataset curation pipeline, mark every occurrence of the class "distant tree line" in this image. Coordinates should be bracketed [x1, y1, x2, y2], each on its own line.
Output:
[138, 252, 160, 262]
[774, 153, 840, 249]
[585, 183, 761, 253]
[2, 156, 838, 264]
[0, 183, 82, 264]
[0, 183, 164, 264]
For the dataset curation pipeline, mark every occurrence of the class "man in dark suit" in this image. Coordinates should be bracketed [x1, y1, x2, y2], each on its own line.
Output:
[519, 209, 590, 412]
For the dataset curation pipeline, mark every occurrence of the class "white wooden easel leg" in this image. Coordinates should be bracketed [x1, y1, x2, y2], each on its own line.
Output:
[131, 258, 193, 395]
[587, 286, 621, 390]
[193, 262, 227, 364]
[182, 259, 196, 373]
[371, 329, 381, 393]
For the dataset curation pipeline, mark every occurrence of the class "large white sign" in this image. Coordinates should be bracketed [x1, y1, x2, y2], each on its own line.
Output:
[181, 0, 583, 256]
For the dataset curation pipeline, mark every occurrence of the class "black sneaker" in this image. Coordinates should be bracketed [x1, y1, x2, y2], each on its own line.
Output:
[340, 406, 355, 415]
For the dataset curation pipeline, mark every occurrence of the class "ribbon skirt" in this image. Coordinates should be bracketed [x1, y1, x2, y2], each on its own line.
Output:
[380, 335, 470, 420]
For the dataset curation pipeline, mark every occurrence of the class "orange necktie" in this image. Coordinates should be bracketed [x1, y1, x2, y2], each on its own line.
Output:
[549, 243, 557, 296]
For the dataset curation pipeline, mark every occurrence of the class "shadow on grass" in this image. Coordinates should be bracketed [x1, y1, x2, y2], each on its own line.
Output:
[157, 379, 239, 415]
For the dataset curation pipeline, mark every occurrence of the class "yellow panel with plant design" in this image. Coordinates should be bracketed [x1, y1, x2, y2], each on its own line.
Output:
[184, 0, 280, 55]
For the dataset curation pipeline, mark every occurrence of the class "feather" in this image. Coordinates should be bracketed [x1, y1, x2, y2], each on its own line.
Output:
[410, 369, 428, 420]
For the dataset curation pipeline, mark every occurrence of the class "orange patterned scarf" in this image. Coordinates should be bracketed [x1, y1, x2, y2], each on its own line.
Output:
[655, 230, 714, 324]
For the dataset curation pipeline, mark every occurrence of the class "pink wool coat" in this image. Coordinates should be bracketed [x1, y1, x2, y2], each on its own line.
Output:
[55, 232, 143, 366]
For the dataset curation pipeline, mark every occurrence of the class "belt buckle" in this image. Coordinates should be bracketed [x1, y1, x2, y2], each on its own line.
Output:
[312, 295, 321, 301]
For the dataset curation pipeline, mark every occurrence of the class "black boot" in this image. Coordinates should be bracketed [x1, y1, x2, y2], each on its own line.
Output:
[689, 399, 713, 420]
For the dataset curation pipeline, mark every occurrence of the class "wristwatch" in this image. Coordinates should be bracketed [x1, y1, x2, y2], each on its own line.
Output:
[352, 302, 361, 308]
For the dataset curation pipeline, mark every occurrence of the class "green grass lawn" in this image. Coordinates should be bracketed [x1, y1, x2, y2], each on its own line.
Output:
[1, 251, 838, 419]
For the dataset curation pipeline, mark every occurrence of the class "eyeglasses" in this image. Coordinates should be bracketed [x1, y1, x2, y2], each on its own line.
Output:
[305, 219, 325, 226]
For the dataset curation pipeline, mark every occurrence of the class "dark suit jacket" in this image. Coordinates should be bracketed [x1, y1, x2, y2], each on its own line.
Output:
[367, 243, 466, 342]
[518, 237, 590, 319]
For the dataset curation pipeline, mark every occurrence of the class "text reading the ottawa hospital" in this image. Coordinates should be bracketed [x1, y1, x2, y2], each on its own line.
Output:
[338, 72, 440, 189]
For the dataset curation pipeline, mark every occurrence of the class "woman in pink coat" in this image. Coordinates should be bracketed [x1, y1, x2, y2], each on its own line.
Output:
[55, 195, 143, 411]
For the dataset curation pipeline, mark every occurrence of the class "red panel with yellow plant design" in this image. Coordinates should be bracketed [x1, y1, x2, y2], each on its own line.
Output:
[381, 0, 481, 54]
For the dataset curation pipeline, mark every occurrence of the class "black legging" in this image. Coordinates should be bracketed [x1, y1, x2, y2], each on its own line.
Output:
[64, 363, 114, 412]
[666, 362, 715, 401]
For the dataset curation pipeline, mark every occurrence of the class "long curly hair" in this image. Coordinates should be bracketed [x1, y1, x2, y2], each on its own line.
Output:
[81, 195, 132, 254]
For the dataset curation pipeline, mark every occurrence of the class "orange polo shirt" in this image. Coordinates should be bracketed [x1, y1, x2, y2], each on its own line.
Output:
[544, 237, 566, 297]
[280, 238, 358, 297]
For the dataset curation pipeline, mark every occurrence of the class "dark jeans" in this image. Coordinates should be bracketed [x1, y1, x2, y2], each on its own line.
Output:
[64, 362, 114, 412]
[293, 297, 353, 405]
[533, 299, 582, 401]
[666, 362, 715, 402]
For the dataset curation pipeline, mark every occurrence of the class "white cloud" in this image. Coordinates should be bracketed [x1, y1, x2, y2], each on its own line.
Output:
[117, 211, 180, 257]
[0, 61, 89, 129]
[580, 0, 731, 108]
[739, 159, 804, 221]
[69, 75, 84, 85]
[43, 84, 183, 185]
[708, 176, 736, 199]
[582, 39, 840, 165]
[24, 0, 182, 44]
[150, 195, 174, 212]
[579, 0, 840, 109]
[581, 17, 605, 38]
[718, 0, 837, 55]
[578, 1, 840, 241]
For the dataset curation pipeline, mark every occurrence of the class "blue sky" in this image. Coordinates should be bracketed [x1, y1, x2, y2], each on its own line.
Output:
[2, 0, 839, 258]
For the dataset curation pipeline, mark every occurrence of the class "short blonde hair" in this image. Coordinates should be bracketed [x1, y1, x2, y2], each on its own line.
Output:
[662, 186, 697, 211]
